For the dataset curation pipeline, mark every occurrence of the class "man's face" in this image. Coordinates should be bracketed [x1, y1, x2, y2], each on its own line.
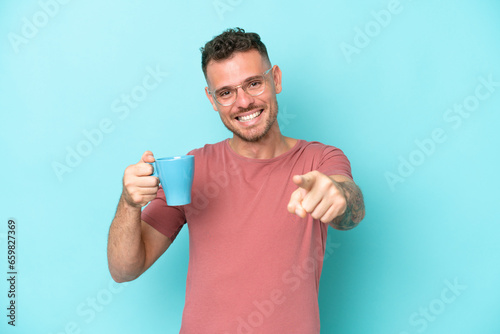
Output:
[205, 50, 282, 142]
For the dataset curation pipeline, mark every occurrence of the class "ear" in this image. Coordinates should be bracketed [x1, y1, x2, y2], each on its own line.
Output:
[205, 87, 219, 112]
[271, 65, 282, 94]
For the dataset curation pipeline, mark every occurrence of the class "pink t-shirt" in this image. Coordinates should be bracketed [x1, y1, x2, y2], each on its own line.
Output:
[142, 139, 352, 333]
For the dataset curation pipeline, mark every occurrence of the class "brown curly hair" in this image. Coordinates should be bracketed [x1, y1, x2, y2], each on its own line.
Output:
[200, 27, 270, 78]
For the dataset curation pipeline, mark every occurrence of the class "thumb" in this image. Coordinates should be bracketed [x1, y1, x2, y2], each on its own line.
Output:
[292, 172, 315, 191]
[141, 150, 155, 163]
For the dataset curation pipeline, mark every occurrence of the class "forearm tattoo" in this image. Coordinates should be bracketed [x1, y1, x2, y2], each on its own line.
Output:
[330, 181, 365, 230]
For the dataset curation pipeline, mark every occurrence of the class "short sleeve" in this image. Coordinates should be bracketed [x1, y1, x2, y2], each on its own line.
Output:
[317, 145, 353, 180]
[141, 186, 186, 242]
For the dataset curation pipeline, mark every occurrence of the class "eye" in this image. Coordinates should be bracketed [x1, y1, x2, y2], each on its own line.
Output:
[217, 90, 233, 98]
[248, 79, 263, 89]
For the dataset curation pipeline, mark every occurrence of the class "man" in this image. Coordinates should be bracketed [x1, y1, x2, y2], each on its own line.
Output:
[107, 28, 365, 333]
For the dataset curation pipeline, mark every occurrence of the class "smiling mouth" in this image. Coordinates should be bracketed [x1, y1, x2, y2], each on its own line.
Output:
[236, 109, 263, 122]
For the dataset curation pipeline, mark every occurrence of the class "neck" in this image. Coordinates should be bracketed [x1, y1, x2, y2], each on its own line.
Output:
[229, 126, 297, 159]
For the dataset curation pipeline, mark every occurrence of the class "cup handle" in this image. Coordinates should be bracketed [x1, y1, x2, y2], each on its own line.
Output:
[148, 162, 158, 177]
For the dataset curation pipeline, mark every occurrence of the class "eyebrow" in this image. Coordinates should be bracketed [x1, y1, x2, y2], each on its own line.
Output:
[215, 75, 263, 92]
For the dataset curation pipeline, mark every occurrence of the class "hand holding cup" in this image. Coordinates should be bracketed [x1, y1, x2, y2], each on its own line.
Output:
[122, 151, 160, 208]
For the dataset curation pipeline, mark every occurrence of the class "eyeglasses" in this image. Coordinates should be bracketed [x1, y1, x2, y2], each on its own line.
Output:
[208, 67, 273, 106]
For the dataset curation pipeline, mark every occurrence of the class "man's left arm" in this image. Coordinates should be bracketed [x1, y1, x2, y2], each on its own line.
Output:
[287, 171, 365, 230]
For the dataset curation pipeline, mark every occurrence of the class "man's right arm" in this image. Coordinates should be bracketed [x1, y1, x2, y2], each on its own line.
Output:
[107, 151, 172, 283]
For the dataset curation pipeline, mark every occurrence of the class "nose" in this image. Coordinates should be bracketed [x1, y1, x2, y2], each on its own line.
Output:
[232, 86, 255, 109]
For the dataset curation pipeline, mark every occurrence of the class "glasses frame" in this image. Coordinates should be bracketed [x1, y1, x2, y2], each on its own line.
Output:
[208, 67, 274, 106]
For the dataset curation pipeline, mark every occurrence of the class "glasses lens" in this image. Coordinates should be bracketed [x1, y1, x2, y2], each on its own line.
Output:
[244, 77, 266, 96]
[214, 88, 236, 106]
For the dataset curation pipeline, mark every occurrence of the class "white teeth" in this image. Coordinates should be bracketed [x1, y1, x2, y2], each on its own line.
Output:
[238, 110, 262, 122]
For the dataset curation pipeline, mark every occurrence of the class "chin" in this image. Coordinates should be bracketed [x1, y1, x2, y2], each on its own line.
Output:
[234, 131, 267, 143]
[233, 117, 277, 143]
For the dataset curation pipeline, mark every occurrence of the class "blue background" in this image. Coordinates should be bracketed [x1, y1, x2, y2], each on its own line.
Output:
[1, 0, 499, 333]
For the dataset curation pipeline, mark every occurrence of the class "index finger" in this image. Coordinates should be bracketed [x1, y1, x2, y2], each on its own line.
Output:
[135, 162, 156, 177]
